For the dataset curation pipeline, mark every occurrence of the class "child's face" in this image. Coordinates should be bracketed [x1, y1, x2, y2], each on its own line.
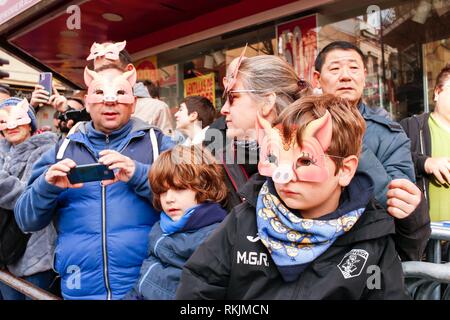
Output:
[274, 157, 342, 218]
[160, 188, 199, 221]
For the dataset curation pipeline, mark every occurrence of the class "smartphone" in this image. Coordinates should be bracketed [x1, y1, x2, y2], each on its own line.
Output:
[38, 72, 52, 97]
[67, 163, 115, 184]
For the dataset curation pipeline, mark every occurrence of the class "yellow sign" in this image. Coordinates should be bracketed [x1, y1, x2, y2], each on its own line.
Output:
[183, 73, 215, 107]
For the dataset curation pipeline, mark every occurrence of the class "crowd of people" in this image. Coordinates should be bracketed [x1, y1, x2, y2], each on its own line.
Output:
[0, 39, 448, 300]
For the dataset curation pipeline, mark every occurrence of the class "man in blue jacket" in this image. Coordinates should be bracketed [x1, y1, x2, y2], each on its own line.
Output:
[14, 64, 173, 299]
[313, 41, 430, 261]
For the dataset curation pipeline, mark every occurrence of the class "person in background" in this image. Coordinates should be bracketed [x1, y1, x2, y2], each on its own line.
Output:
[133, 80, 174, 135]
[0, 97, 58, 300]
[400, 64, 450, 222]
[125, 145, 227, 300]
[174, 95, 216, 146]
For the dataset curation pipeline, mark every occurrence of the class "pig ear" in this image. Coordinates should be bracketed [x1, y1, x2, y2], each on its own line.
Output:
[122, 65, 137, 87]
[256, 110, 273, 146]
[17, 98, 30, 111]
[86, 42, 100, 60]
[84, 67, 99, 87]
[303, 110, 332, 151]
[115, 40, 126, 52]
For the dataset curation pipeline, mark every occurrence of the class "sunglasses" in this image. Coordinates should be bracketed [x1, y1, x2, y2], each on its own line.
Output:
[222, 89, 266, 106]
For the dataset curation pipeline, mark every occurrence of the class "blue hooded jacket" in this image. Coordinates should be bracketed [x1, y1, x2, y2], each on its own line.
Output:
[124, 202, 227, 300]
[14, 118, 174, 299]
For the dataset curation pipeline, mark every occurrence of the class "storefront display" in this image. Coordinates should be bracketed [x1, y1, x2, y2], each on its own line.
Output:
[149, 0, 449, 121]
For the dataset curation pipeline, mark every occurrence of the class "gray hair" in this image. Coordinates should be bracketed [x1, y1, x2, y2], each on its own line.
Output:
[237, 55, 311, 115]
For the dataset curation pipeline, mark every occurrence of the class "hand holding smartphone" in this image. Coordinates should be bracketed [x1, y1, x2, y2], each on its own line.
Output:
[39, 72, 52, 95]
[67, 163, 115, 184]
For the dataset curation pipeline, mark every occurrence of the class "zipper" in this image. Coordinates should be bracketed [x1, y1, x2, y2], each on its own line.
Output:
[105, 135, 109, 144]
[101, 184, 112, 300]
[419, 128, 428, 202]
[138, 262, 159, 294]
[153, 235, 166, 258]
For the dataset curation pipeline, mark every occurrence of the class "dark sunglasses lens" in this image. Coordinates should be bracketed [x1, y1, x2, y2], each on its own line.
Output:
[222, 92, 233, 105]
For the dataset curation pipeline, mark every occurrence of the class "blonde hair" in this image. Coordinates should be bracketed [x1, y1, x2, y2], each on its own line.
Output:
[238, 55, 312, 116]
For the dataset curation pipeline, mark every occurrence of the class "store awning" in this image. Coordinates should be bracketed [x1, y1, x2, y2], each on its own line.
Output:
[1, 0, 302, 88]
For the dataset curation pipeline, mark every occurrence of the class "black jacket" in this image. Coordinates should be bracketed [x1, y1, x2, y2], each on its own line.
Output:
[176, 173, 408, 300]
[398, 113, 432, 258]
[399, 113, 432, 202]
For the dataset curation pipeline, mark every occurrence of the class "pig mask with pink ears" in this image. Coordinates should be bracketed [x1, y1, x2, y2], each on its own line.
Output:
[84, 66, 137, 105]
[86, 41, 127, 61]
[256, 110, 333, 184]
[0, 99, 32, 131]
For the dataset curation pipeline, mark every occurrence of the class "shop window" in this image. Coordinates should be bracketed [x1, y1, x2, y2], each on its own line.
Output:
[316, 0, 450, 120]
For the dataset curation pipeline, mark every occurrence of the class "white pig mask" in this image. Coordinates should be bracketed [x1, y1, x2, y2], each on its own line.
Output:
[86, 41, 127, 61]
[0, 99, 32, 131]
[84, 66, 136, 105]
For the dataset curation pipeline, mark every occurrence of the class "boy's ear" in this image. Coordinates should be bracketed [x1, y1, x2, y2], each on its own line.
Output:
[189, 111, 198, 122]
[338, 155, 359, 187]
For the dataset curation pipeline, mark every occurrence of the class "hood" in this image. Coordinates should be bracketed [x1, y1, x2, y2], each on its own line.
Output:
[160, 202, 227, 235]
[133, 82, 151, 98]
[0, 131, 58, 154]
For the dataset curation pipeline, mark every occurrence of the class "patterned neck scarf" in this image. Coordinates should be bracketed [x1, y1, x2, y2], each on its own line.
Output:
[256, 181, 364, 282]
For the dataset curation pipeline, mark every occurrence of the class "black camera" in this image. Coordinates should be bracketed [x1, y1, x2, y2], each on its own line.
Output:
[58, 108, 91, 123]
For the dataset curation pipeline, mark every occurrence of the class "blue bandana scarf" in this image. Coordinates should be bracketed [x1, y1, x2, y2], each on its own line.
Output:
[256, 181, 364, 282]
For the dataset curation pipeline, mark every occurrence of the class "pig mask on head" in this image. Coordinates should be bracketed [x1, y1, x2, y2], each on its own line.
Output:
[0, 99, 32, 131]
[86, 41, 127, 61]
[84, 66, 136, 105]
[256, 110, 333, 184]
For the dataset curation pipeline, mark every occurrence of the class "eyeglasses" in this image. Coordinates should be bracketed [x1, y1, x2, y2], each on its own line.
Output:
[222, 89, 265, 106]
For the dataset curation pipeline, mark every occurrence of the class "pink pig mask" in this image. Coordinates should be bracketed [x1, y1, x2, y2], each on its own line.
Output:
[0, 99, 32, 131]
[84, 66, 136, 105]
[256, 110, 333, 184]
[86, 41, 127, 61]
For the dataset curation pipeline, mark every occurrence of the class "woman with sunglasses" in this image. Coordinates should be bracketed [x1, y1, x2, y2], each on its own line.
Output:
[217, 54, 310, 211]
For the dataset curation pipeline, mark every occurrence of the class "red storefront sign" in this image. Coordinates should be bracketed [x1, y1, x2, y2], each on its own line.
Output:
[276, 14, 318, 83]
